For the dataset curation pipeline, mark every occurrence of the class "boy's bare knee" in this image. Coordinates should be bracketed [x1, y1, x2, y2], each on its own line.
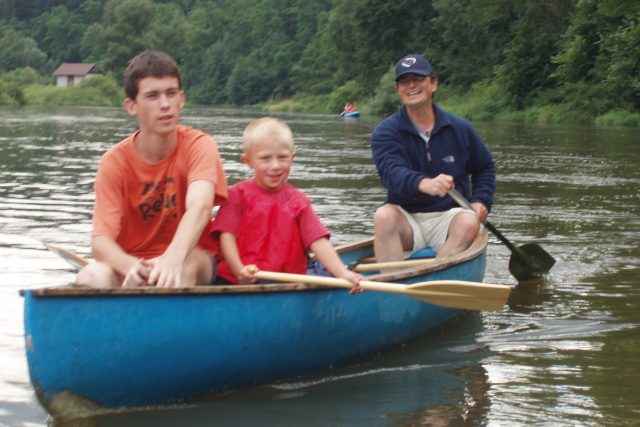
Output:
[183, 248, 213, 285]
[75, 262, 120, 288]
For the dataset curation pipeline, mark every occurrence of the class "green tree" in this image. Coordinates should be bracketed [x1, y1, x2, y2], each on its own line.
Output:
[181, 2, 245, 104]
[598, 16, 640, 110]
[290, 11, 336, 95]
[186, 41, 233, 105]
[184, 0, 331, 105]
[1, 0, 85, 20]
[431, 0, 518, 90]
[81, 0, 157, 76]
[553, 0, 640, 112]
[222, 0, 292, 104]
[1, 67, 49, 85]
[496, 0, 572, 108]
[296, 0, 437, 101]
[0, 28, 47, 72]
[0, 79, 26, 106]
[552, 0, 601, 84]
[30, 5, 86, 67]
[79, 0, 106, 22]
[0, 0, 637, 119]
[144, 3, 188, 62]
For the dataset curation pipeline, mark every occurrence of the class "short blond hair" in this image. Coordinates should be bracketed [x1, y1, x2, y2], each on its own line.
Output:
[242, 117, 294, 154]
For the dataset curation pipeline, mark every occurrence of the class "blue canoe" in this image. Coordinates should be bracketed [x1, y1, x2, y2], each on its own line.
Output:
[21, 231, 488, 416]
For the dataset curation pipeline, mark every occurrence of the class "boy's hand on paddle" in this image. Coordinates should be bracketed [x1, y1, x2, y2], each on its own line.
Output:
[238, 264, 258, 284]
[339, 269, 364, 294]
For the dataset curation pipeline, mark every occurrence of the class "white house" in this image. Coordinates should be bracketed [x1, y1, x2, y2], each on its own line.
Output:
[52, 63, 100, 87]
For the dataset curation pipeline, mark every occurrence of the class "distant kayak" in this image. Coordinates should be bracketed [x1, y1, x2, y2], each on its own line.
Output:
[339, 110, 360, 119]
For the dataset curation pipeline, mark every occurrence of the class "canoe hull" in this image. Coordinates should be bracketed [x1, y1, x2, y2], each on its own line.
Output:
[340, 111, 360, 119]
[22, 235, 487, 414]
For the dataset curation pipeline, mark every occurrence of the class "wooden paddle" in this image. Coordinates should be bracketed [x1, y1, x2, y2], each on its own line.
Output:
[254, 271, 511, 312]
[448, 189, 556, 281]
[350, 258, 437, 272]
[44, 242, 91, 270]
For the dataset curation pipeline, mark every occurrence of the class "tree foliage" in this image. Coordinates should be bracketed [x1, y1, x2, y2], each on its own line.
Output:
[81, 0, 159, 76]
[29, 5, 86, 69]
[430, 0, 519, 90]
[0, 29, 47, 72]
[0, 0, 637, 120]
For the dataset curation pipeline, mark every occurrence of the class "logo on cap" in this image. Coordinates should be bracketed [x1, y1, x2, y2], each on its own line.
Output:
[401, 57, 417, 68]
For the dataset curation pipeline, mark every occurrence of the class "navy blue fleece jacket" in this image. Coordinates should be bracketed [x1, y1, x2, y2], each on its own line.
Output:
[371, 104, 495, 213]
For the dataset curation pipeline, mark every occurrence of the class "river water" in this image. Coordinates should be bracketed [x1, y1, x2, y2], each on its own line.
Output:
[0, 107, 638, 426]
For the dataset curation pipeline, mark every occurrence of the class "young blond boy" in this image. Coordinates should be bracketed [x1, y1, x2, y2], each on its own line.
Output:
[210, 117, 361, 287]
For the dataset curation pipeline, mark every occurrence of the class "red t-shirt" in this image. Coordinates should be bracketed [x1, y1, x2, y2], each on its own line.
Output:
[210, 180, 330, 284]
[92, 125, 228, 258]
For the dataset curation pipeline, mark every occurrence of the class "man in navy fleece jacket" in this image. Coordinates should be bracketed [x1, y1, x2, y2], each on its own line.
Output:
[371, 54, 495, 262]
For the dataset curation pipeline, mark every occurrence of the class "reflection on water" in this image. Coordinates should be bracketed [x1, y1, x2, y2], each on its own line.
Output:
[394, 364, 491, 427]
[1, 107, 639, 426]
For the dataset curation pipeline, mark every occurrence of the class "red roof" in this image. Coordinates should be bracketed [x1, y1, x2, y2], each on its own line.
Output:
[53, 63, 98, 77]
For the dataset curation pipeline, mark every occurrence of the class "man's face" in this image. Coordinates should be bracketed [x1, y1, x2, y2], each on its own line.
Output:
[395, 74, 438, 108]
[125, 76, 184, 135]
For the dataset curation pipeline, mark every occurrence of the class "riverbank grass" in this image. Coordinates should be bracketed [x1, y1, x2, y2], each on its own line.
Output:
[24, 76, 122, 107]
[440, 80, 640, 127]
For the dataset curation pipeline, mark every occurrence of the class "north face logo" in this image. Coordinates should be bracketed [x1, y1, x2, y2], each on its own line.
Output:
[401, 57, 416, 67]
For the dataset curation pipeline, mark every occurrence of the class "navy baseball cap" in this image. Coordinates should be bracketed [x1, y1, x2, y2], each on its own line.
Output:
[395, 54, 434, 82]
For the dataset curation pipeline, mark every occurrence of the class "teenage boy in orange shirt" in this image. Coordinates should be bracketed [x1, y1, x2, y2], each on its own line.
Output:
[76, 50, 227, 288]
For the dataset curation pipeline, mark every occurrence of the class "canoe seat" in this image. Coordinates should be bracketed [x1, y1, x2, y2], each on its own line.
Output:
[408, 247, 436, 259]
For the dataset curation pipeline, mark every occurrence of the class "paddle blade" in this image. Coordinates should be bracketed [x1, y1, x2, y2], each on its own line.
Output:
[509, 243, 556, 282]
[407, 281, 511, 311]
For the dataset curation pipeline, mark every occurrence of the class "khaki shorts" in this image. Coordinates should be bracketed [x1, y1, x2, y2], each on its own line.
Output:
[396, 206, 470, 252]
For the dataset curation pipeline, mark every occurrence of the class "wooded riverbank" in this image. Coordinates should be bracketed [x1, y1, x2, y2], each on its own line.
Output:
[1, 0, 638, 127]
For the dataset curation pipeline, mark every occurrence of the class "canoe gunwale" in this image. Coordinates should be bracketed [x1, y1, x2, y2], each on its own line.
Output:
[20, 281, 315, 297]
[366, 229, 488, 282]
[21, 229, 487, 298]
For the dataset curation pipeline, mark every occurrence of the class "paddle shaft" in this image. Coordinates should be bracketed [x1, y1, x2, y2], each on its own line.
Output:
[255, 271, 418, 295]
[449, 189, 520, 248]
[253, 271, 511, 312]
[448, 189, 553, 274]
[417, 132, 507, 245]
[351, 258, 437, 272]
[44, 243, 90, 271]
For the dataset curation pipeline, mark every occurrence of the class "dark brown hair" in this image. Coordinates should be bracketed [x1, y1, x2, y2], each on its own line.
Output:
[123, 50, 182, 100]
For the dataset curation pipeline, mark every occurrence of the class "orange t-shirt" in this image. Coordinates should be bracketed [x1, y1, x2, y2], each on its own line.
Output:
[92, 125, 228, 258]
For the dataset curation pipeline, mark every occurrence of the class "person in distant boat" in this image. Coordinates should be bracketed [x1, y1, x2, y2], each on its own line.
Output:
[210, 117, 362, 290]
[340, 102, 358, 117]
[371, 54, 495, 262]
[75, 50, 228, 288]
